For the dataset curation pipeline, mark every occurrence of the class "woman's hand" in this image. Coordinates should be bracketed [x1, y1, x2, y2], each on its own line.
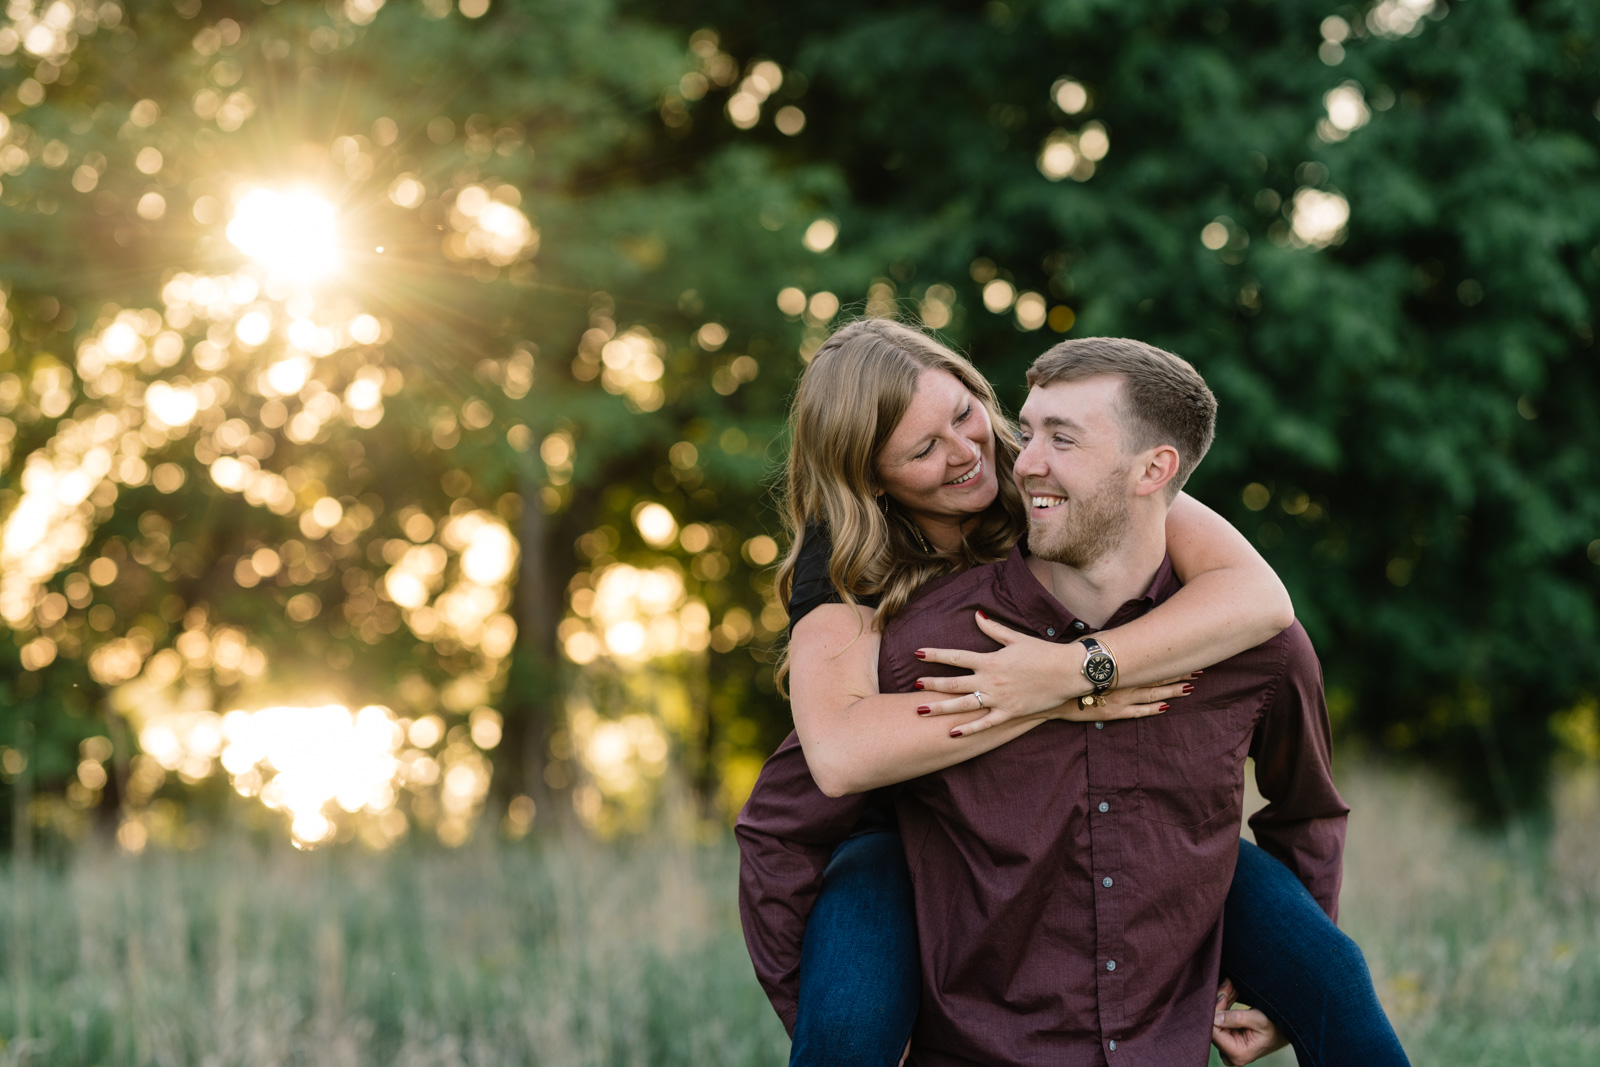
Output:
[913, 612, 1193, 736]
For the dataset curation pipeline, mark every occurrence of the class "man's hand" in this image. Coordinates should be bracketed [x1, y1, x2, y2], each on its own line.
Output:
[1212, 979, 1289, 1065]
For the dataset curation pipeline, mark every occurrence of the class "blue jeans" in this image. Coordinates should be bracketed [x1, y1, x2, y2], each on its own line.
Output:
[790, 832, 1408, 1067]
[789, 831, 921, 1067]
[1223, 837, 1410, 1066]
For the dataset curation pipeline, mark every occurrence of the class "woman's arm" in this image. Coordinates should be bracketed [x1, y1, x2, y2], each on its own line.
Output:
[1109, 490, 1295, 680]
[790, 603, 1183, 796]
[914, 492, 1294, 732]
[791, 493, 1289, 793]
[788, 602, 1045, 797]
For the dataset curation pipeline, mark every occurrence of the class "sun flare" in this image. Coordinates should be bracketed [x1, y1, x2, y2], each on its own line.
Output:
[226, 188, 342, 282]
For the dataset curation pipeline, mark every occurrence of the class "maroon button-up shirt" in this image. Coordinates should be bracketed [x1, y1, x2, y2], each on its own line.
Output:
[738, 545, 1349, 1066]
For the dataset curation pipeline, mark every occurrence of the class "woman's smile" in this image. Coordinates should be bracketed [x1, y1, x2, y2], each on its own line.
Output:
[946, 458, 984, 486]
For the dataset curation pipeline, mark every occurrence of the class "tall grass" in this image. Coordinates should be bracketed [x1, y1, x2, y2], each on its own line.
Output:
[0, 832, 787, 1066]
[1330, 761, 1600, 1065]
[1222, 759, 1600, 1066]
[3, 760, 1596, 1066]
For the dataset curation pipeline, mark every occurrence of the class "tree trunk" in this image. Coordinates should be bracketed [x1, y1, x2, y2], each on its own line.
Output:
[497, 470, 570, 829]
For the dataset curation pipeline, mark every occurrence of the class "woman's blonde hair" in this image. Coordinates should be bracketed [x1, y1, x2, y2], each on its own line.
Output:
[774, 319, 1026, 689]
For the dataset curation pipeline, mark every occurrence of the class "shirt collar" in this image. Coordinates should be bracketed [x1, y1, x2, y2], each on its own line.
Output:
[991, 542, 1179, 637]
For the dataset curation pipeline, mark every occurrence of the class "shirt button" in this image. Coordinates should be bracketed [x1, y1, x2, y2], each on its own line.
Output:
[1045, 627, 1056, 637]
[1073, 620, 1087, 631]
[1109, 1040, 1118, 1052]
[1095, 722, 1104, 730]
[1098, 801, 1109, 813]
[1102, 876, 1113, 888]
[1106, 960, 1117, 971]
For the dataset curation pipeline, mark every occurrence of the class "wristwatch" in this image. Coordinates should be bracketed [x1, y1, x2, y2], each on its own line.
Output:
[1079, 637, 1117, 695]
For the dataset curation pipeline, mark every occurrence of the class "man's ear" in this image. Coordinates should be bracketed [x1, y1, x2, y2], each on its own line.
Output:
[1133, 445, 1180, 498]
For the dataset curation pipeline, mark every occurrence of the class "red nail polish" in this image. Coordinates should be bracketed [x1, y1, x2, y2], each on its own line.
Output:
[1181, 684, 1194, 695]
[950, 729, 962, 737]
[1193, 670, 1204, 677]
[914, 650, 927, 660]
[914, 680, 925, 690]
[1157, 703, 1170, 711]
[977, 609, 988, 620]
[917, 706, 930, 715]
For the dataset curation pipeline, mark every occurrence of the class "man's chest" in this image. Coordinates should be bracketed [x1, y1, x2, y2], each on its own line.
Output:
[905, 672, 1265, 846]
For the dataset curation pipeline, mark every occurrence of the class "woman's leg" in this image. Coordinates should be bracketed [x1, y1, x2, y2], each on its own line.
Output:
[788, 830, 921, 1067]
[1222, 837, 1411, 1067]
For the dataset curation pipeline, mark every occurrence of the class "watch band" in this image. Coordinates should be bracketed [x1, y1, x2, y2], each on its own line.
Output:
[1080, 637, 1117, 695]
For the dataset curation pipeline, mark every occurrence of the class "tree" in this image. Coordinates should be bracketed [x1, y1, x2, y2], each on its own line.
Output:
[0, 0, 829, 846]
[652, 0, 1600, 812]
[4, 0, 1596, 847]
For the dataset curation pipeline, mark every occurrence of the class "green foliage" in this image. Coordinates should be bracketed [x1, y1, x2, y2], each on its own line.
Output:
[0, 0, 824, 840]
[2, 0, 1598, 838]
[654, 0, 1600, 812]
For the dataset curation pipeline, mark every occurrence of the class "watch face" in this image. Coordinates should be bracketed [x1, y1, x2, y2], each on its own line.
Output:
[1085, 654, 1115, 686]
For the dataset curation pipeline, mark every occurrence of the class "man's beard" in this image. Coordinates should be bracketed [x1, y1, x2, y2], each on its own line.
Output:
[1027, 467, 1132, 569]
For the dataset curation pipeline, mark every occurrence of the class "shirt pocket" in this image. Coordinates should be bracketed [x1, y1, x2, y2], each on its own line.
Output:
[1135, 706, 1249, 828]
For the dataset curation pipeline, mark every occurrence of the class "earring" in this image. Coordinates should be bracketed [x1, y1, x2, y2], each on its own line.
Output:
[878, 494, 890, 517]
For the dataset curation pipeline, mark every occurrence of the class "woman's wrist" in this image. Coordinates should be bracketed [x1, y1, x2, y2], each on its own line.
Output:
[1062, 639, 1095, 702]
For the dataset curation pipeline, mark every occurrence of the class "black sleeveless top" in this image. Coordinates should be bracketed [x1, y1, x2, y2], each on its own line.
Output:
[785, 522, 897, 836]
[787, 522, 881, 631]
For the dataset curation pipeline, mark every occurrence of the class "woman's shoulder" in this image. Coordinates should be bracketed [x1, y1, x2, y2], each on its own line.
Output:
[794, 521, 832, 571]
[788, 522, 879, 629]
[788, 523, 839, 619]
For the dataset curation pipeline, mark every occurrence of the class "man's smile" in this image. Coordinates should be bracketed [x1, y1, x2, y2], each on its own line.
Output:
[1030, 495, 1065, 510]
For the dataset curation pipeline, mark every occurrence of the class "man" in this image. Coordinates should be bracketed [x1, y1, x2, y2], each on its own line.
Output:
[739, 338, 1348, 1065]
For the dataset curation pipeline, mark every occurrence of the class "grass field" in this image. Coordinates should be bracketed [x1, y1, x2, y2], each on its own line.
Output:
[2, 758, 1596, 1066]
[1221, 759, 1600, 1066]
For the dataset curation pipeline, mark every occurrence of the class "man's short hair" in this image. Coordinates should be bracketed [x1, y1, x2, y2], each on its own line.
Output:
[1027, 338, 1217, 497]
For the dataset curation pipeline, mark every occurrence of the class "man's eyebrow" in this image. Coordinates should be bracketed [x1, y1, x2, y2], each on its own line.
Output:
[1021, 412, 1087, 434]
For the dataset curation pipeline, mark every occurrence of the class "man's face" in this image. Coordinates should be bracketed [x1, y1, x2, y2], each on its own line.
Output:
[1014, 375, 1135, 568]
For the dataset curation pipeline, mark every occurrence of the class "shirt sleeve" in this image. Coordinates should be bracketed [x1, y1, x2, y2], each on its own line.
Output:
[1247, 622, 1351, 922]
[735, 730, 870, 1033]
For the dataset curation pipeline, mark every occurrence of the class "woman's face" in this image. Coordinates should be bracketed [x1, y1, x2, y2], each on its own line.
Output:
[875, 368, 1000, 532]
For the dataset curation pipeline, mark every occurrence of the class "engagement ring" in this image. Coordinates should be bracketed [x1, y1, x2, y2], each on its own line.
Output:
[974, 691, 985, 708]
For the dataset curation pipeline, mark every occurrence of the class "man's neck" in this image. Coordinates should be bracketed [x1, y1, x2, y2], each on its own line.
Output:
[1027, 517, 1169, 629]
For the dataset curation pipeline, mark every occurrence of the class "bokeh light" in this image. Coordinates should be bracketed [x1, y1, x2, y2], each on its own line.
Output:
[1051, 77, 1089, 114]
[1290, 188, 1351, 248]
[802, 218, 838, 253]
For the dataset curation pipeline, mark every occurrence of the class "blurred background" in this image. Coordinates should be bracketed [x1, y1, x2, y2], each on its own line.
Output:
[0, 0, 1596, 1063]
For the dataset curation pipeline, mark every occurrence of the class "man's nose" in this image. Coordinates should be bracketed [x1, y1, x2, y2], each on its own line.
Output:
[1013, 438, 1044, 478]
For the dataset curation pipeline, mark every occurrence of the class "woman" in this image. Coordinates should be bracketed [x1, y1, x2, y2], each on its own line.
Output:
[758, 320, 1407, 1066]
